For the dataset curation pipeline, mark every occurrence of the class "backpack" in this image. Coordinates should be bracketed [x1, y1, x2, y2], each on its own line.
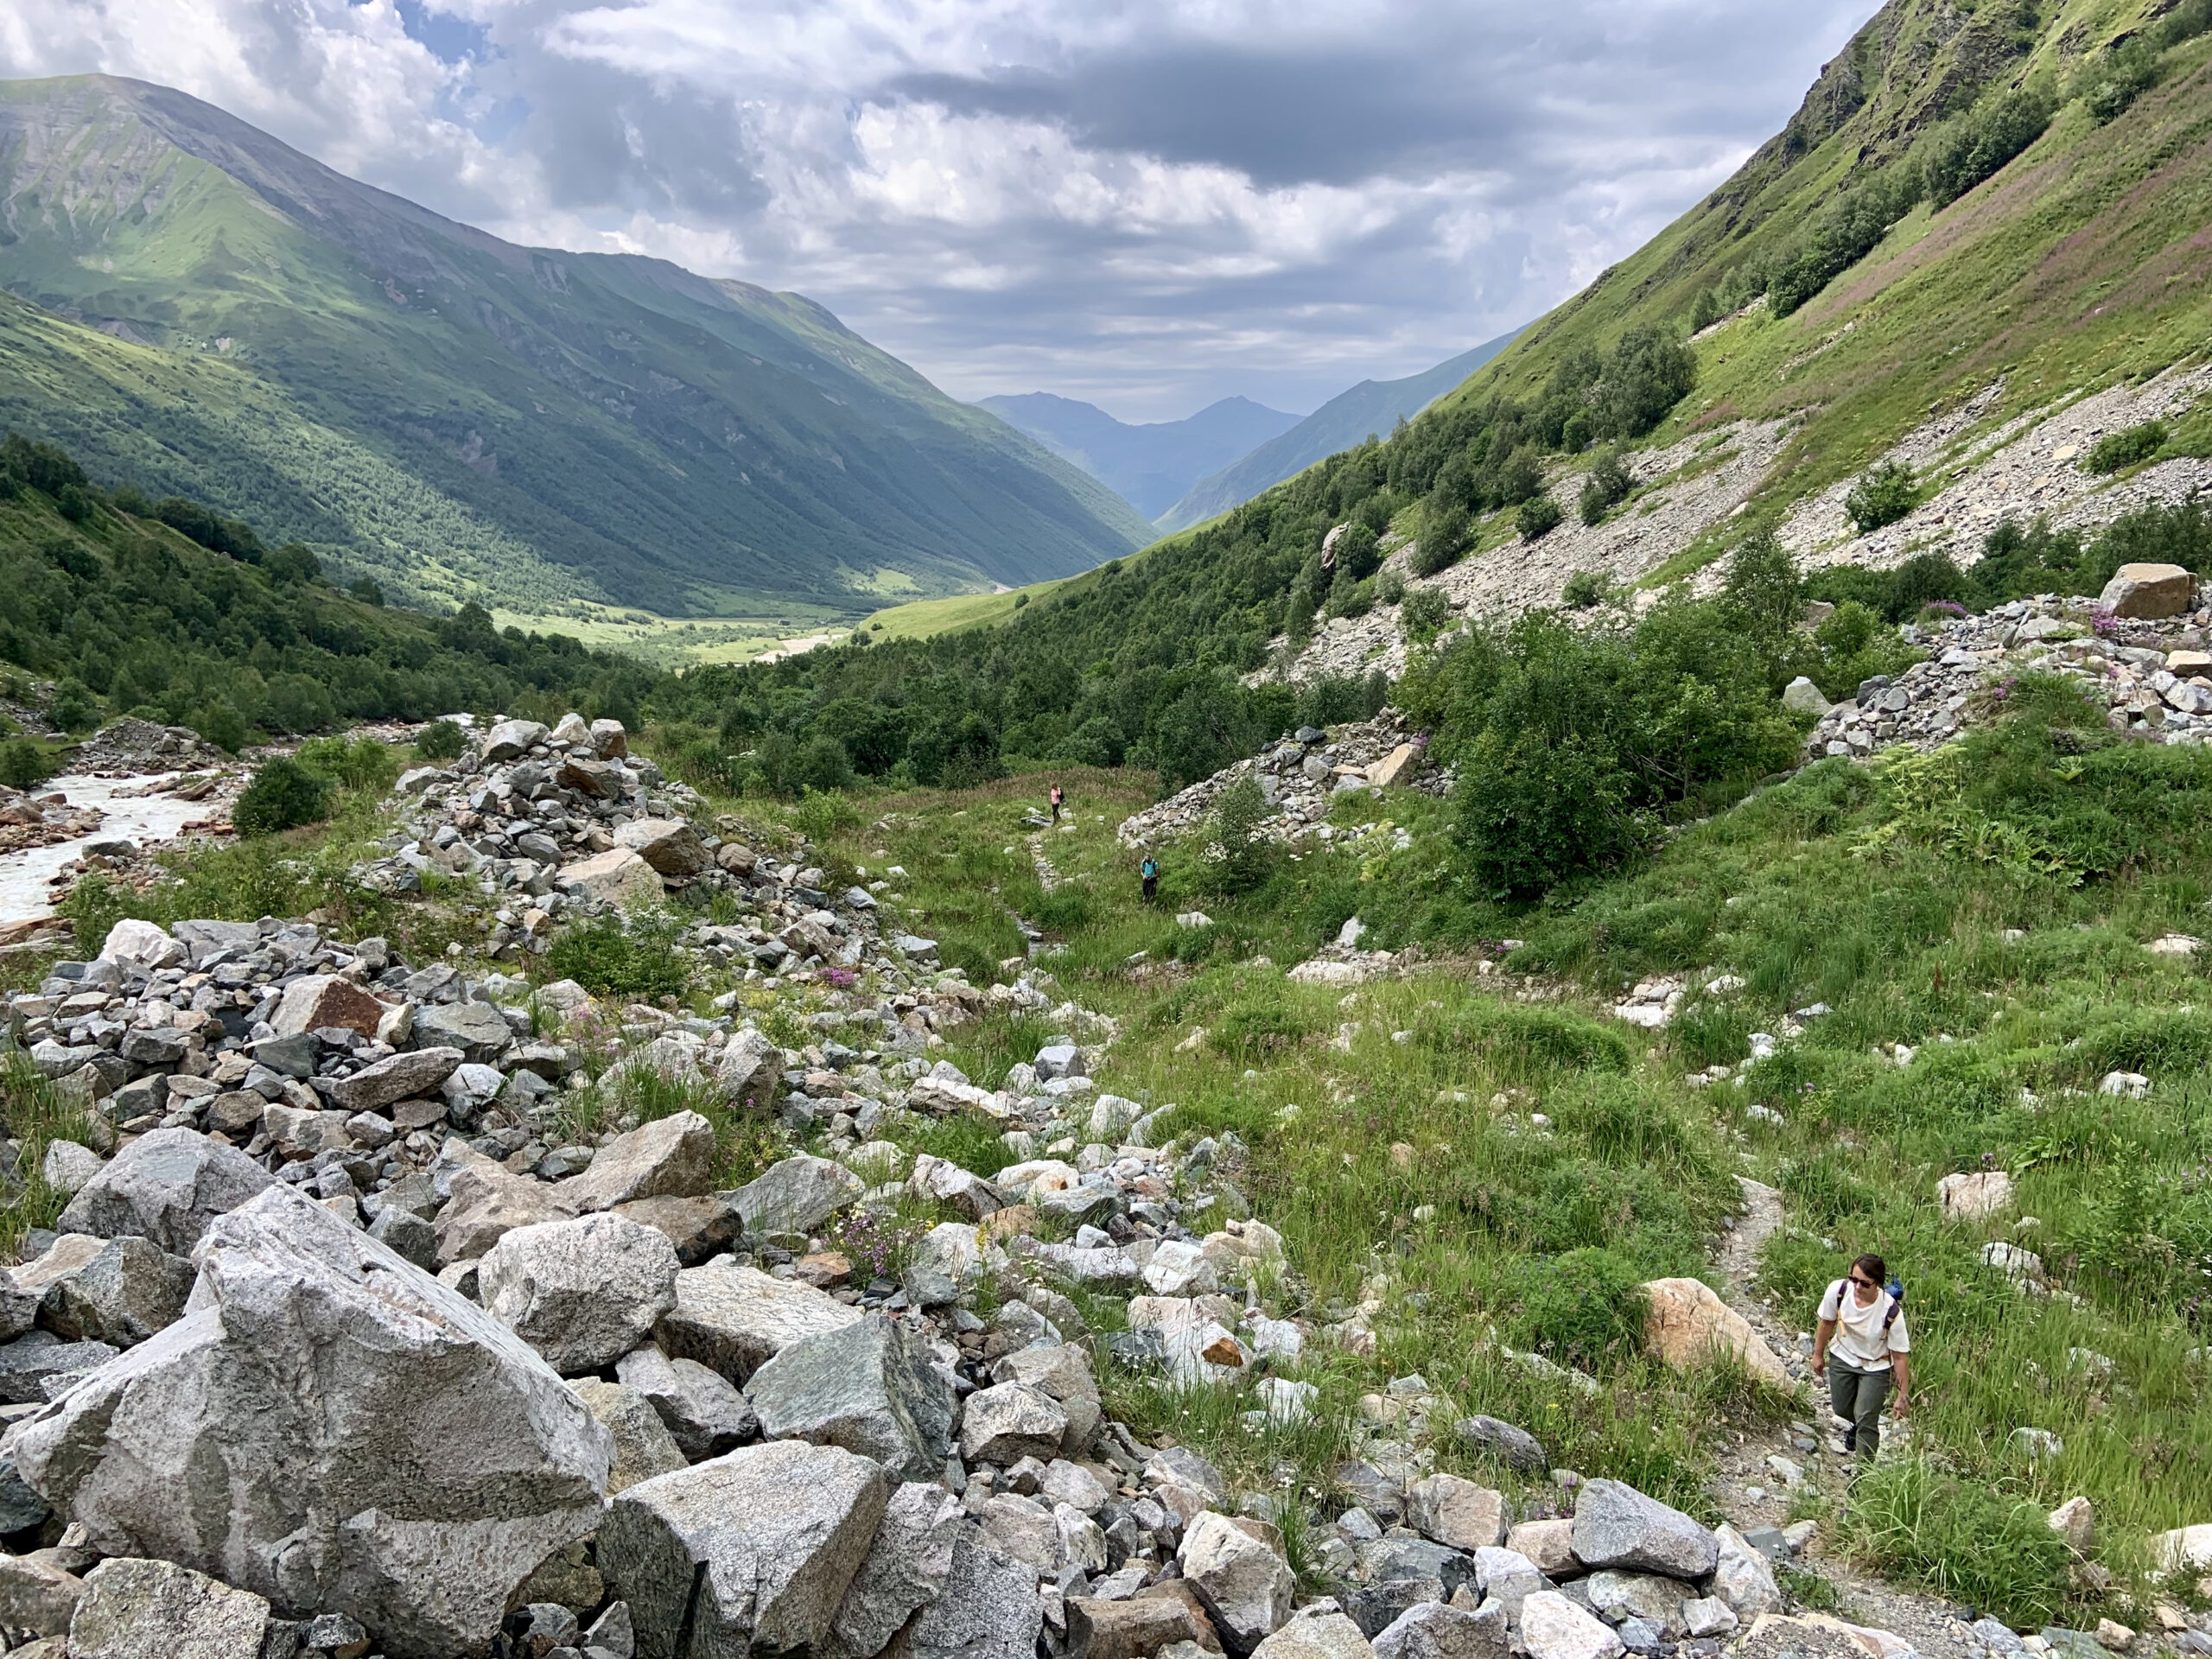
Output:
[1141, 858, 1158, 879]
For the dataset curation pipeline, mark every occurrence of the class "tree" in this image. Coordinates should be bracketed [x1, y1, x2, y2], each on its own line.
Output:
[1723, 530, 1802, 643]
[232, 757, 332, 836]
[1845, 461, 1919, 534]
[1579, 450, 1634, 524]
[1518, 495, 1565, 540]
[1203, 774, 1275, 893]
[1414, 501, 1471, 576]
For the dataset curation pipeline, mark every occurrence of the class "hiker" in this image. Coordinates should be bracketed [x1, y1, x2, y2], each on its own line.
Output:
[1141, 853, 1160, 904]
[1050, 782, 1065, 823]
[1812, 1252, 1910, 1461]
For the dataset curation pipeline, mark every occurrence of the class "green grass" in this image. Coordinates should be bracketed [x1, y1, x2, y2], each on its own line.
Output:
[0, 1045, 101, 1258]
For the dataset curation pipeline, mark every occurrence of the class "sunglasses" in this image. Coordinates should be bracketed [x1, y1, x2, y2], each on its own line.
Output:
[1849, 1275, 1878, 1288]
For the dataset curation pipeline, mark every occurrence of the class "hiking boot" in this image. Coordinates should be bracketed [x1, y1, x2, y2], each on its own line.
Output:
[1843, 1427, 1857, 1453]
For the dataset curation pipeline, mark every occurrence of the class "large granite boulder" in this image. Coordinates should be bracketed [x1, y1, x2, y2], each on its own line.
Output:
[733, 1154, 865, 1237]
[745, 1314, 957, 1480]
[1178, 1512, 1294, 1656]
[54, 1128, 278, 1255]
[5, 1185, 612, 1659]
[657, 1262, 861, 1384]
[65, 1557, 274, 1659]
[826, 1480, 965, 1659]
[882, 1536, 1042, 1659]
[559, 1111, 717, 1213]
[480, 1212, 680, 1375]
[1570, 1480, 1718, 1580]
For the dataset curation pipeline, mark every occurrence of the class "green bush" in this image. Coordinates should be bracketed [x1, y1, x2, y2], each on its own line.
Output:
[1401, 588, 1451, 646]
[413, 718, 467, 761]
[543, 912, 691, 1001]
[1844, 461, 1919, 534]
[1507, 1247, 1648, 1370]
[48, 680, 96, 733]
[1561, 570, 1611, 610]
[1202, 775, 1275, 894]
[1579, 450, 1634, 525]
[1332, 523, 1383, 582]
[2082, 35, 2161, 123]
[2086, 420, 2168, 474]
[295, 734, 398, 792]
[1214, 995, 1316, 1059]
[190, 702, 248, 754]
[232, 757, 333, 837]
[1845, 1460, 2071, 1627]
[1923, 86, 2056, 207]
[1517, 494, 1564, 541]
[0, 740, 52, 791]
[1414, 502, 1470, 576]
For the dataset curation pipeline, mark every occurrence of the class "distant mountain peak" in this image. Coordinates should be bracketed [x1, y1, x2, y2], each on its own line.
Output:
[976, 392, 1300, 520]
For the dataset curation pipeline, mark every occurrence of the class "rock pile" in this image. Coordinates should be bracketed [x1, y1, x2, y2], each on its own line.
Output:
[0, 790, 103, 858]
[1799, 584, 2212, 763]
[65, 718, 234, 779]
[1117, 715, 1443, 851]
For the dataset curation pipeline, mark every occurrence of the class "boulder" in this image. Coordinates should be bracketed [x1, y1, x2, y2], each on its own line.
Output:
[744, 1314, 958, 1479]
[0, 1551, 85, 1637]
[480, 718, 551, 762]
[480, 1212, 681, 1375]
[556, 757, 620, 800]
[0, 1335, 119, 1403]
[1367, 743, 1424, 791]
[35, 1236, 195, 1348]
[959, 1380, 1069, 1465]
[1179, 1511, 1294, 1656]
[993, 1341, 1103, 1453]
[1937, 1171, 2013, 1221]
[1406, 1474, 1507, 1552]
[909, 1154, 1002, 1220]
[1250, 1612, 1375, 1659]
[1781, 677, 1832, 717]
[599, 1440, 887, 1659]
[570, 1380, 689, 1494]
[1711, 1524, 1780, 1619]
[614, 818, 711, 876]
[39, 1142, 104, 1199]
[561, 849, 663, 906]
[614, 1194, 744, 1265]
[2100, 563, 2196, 620]
[98, 920, 185, 971]
[1504, 1519, 1578, 1577]
[1372, 1604, 1507, 1659]
[367, 1207, 437, 1274]
[883, 1536, 1042, 1659]
[2048, 1496, 2094, 1555]
[715, 1030, 785, 1112]
[827, 1481, 964, 1659]
[734, 1154, 866, 1237]
[7, 1185, 612, 1659]
[559, 1111, 717, 1213]
[328, 1048, 464, 1115]
[1144, 1240, 1219, 1297]
[1638, 1279, 1789, 1385]
[413, 1001, 514, 1064]
[65, 1558, 272, 1659]
[1456, 1415, 1548, 1474]
[55, 1128, 279, 1255]
[616, 1344, 760, 1461]
[1583, 1573, 1686, 1635]
[1516, 1592, 1624, 1659]
[657, 1262, 862, 1383]
[1069, 1595, 1202, 1659]
[1571, 1480, 1719, 1580]
[435, 1164, 575, 1268]
[591, 718, 630, 757]
[269, 976, 388, 1041]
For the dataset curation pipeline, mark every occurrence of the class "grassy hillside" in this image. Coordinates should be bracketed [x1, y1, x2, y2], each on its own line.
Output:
[0, 76, 1150, 619]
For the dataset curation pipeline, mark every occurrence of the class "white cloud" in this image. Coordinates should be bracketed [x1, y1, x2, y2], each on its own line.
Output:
[3, 0, 1876, 418]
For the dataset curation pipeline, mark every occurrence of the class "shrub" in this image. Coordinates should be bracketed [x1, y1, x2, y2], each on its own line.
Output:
[1507, 1247, 1647, 1370]
[1332, 523, 1383, 582]
[1923, 86, 2056, 207]
[295, 734, 398, 792]
[413, 718, 467, 761]
[1845, 1460, 2070, 1627]
[1561, 570, 1611, 610]
[1579, 450, 1634, 524]
[1517, 494, 1564, 541]
[2082, 36, 2161, 124]
[232, 757, 333, 837]
[0, 740, 52, 791]
[259, 672, 337, 736]
[1401, 588, 1451, 646]
[1202, 774, 1275, 893]
[543, 912, 691, 1001]
[48, 680, 97, 733]
[2086, 420, 2168, 474]
[1414, 501, 1471, 576]
[191, 702, 248, 755]
[1845, 461, 1919, 534]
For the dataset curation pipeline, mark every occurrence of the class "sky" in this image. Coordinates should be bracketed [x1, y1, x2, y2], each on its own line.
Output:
[3, 0, 1875, 422]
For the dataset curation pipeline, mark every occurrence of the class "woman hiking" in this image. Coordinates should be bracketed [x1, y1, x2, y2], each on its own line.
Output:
[1141, 853, 1160, 904]
[1050, 783, 1065, 824]
[1812, 1252, 1910, 1462]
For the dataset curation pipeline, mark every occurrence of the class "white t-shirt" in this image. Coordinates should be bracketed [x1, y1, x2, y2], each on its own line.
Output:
[1819, 1280, 1910, 1370]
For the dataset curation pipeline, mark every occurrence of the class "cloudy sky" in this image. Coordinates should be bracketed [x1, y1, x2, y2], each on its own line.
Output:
[5, 0, 1873, 421]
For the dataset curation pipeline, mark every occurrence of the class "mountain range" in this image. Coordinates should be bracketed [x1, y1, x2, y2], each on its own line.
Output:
[1156, 334, 1519, 531]
[0, 74, 1154, 619]
[974, 394, 1300, 521]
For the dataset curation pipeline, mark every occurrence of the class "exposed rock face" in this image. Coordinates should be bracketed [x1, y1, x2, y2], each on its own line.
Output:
[6, 1186, 613, 1659]
[657, 1262, 863, 1384]
[599, 1440, 888, 1659]
[744, 1314, 958, 1479]
[559, 1112, 717, 1213]
[1637, 1279, 1789, 1385]
[480, 1212, 681, 1375]
[55, 1128, 279, 1255]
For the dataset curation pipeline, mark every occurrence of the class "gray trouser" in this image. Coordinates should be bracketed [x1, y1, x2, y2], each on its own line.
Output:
[1828, 1359, 1891, 1460]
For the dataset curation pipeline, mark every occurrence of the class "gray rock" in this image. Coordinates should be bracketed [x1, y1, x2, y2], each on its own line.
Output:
[570, 1380, 690, 1494]
[435, 1161, 576, 1268]
[1454, 1417, 1548, 1474]
[35, 1236, 195, 1349]
[0, 1453, 51, 1532]
[55, 1128, 279, 1255]
[1250, 1611, 1375, 1659]
[480, 1212, 681, 1376]
[745, 1313, 957, 1480]
[1342, 1580, 1443, 1639]
[992, 1341, 1103, 1454]
[0, 1551, 84, 1637]
[733, 1154, 864, 1237]
[481, 719, 551, 762]
[613, 818, 710, 876]
[0, 1334, 121, 1403]
[959, 1380, 1069, 1465]
[1583, 1573, 1687, 1637]
[615, 1344, 759, 1461]
[1570, 1481, 1717, 1580]
[366, 1206, 438, 1274]
[1334, 1460, 1404, 1526]
[1361, 1539, 1474, 1599]
[1372, 1603, 1506, 1659]
[62, 1557, 272, 1659]
[1406, 1475, 1506, 1552]
[1143, 1446, 1226, 1500]
[558, 1112, 717, 1213]
[1516, 1592, 1624, 1659]
[588, 1602, 638, 1659]
[9, 1185, 611, 1659]
[38, 1142, 103, 1199]
[327, 1048, 463, 1114]
[414, 1001, 514, 1064]
[828, 1481, 965, 1659]
[657, 1262, 862, 1384]
[599, 1440, 888, 1659]
[883, 1536, 1043, 1659]
[714, 1031, 785, 1114]
[1179, 1512, 1294, 1656]
[1067, 1594, 1202, 1659]
[1708, 1525, 1779, 1620]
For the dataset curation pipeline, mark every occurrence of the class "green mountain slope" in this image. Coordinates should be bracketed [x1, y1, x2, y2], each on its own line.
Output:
[976, 394, 1300, 520]
[1156, 333, 1519, 532]
[0, 75, 1150, 618]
